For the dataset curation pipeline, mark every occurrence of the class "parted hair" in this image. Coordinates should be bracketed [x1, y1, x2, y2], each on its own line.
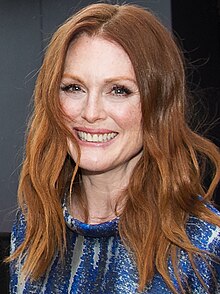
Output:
[8, 3, 220, 293]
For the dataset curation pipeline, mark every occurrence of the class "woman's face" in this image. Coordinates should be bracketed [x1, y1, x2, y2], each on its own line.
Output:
[60, 35, 143, 173]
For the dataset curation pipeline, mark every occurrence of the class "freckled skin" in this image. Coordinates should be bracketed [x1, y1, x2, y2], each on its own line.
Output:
[60, 35, 143, 173]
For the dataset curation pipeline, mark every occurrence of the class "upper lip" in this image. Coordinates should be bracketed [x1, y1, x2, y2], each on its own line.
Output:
[74, 127, 118, 134]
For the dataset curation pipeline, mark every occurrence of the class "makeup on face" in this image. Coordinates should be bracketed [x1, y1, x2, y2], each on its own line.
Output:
[60, 35, 143, 173]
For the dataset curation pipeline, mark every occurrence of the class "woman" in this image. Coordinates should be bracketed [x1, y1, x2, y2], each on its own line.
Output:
[8, 3, 220, 294]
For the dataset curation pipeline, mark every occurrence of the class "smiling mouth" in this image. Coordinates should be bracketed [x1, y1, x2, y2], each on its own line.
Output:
[77, 131, 118, 143]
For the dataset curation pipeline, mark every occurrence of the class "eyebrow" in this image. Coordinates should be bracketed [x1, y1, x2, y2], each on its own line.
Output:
[62, 73, 84, 84]
[62, 73, 137, 85]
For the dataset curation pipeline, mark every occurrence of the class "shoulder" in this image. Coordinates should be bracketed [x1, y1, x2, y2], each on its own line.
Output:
[180, 203, 220, 292]
[11, 209, 26, 253]
[186, 203, 220, 254]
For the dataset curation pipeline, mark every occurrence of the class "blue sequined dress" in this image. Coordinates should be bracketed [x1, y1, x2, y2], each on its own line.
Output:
[10, 203, 220, 293]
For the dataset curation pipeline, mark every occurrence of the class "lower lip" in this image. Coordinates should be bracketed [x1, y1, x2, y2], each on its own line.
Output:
[74, 131, 118, 147]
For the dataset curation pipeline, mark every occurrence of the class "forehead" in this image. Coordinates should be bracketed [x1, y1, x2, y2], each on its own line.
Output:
[63, 35, 136, 79]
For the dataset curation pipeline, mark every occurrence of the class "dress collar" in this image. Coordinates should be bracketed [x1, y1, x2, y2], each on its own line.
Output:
[63, 203, 119, 237]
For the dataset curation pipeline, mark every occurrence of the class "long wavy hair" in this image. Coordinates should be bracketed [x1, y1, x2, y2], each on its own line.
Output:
[8, 3, 220, 293]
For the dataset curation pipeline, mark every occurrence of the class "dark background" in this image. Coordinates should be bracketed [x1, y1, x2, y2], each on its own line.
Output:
[0, 0, 219, 292]
[172, 0, 220, 205]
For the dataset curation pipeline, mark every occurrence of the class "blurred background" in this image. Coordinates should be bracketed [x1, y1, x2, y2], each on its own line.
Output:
[0, 0, 219, 292]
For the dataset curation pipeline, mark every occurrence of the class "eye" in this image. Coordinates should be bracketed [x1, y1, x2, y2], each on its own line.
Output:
[60, 84, 83, 93]
[111, 85, 132, 96]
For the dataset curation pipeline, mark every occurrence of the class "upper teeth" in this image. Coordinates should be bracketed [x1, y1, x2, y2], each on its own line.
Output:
[77, 131, 117, 142]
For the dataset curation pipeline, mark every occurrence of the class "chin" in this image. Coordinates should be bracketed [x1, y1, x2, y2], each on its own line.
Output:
[79, 163, 112, 174]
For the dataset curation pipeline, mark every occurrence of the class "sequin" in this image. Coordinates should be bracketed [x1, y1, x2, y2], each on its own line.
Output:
[10, 204, 220, 293]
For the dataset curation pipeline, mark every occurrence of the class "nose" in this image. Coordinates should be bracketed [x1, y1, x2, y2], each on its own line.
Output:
[81, 93, 106, 123]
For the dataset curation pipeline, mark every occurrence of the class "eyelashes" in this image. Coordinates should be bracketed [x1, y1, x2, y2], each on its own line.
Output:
[111, 85, 132, 96]
[60, 83, 133, 97]
[60, 84, 83, 93]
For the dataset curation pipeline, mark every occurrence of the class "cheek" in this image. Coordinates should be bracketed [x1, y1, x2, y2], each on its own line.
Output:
[113, 104, 142, 130]
[60, 97, 82, 118]
[67, 138, 80, 163]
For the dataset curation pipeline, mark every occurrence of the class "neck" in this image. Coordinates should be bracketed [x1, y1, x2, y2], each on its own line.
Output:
[71, 153, 142, 224]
